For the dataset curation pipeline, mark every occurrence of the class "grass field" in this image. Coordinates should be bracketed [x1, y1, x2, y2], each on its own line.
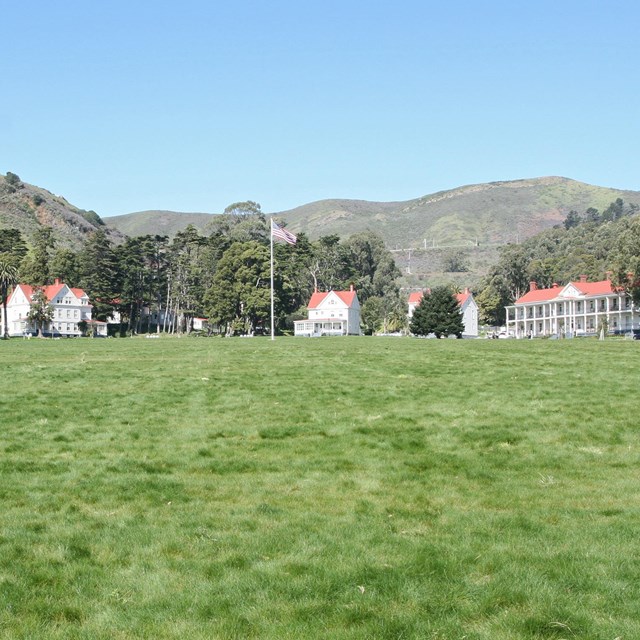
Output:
[1, 336, 639, 639]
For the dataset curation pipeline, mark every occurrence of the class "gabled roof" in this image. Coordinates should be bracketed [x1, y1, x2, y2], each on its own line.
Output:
[456, 291, 471, 306]
[572, 280, 617, 296]
[308, 289, 358, 309]
[515, 285, 564, 304]
[408, 291, 423, 305]
[515, 279, 617, 304]
[10, 282, 89, 304]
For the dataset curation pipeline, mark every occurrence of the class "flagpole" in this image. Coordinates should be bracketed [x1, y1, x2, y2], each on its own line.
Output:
[270, 220, 275, 340]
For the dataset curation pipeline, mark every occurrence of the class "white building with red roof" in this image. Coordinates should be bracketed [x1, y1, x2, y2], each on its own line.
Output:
[408, 288, 478, 337]
[1, 279, 106, 337]
[294, 286, 361, 336]
[505, 276, 636, 338]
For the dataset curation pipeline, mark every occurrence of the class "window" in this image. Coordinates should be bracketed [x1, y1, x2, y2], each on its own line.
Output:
[557, 304, 563, 314]
[67, 310, 71, 318]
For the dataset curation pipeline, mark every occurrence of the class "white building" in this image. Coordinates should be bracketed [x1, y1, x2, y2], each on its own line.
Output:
[1, 279, 106, 337]
[192, 317, 209, 331]
[505, 277, 637, 338]
[408, 288, 479, 337]
[294, 286, 361, 336]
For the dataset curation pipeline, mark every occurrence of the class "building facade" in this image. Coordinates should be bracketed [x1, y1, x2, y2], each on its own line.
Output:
[505, 277, 637, 338]
[294, 287, 361, 336]
[1, 279, 106, 337]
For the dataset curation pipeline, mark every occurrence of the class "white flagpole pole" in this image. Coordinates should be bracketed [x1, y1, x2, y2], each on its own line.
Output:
[270, 220, 275, 340]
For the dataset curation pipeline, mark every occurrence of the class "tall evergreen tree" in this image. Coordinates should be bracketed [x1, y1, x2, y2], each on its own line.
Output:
[50, 248, 81, 285]
[0, 229, 28, 267]
[167, 226, 208, 333]
[204, 241, 270, 335]
[20, 227, 55, 285]
[410, 286, 464, 338]
[78, 229, 120, 321]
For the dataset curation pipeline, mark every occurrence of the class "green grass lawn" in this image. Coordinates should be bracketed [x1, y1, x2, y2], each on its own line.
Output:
[1, 336, 639, 639]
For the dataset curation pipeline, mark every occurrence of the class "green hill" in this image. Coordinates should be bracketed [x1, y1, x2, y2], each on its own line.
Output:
[103, 210, 214, 238]
[276, 176, 640, 248]
[104, 177, 640, 248]
[0, 172, 124, 249]
[102, 176, 640, 287]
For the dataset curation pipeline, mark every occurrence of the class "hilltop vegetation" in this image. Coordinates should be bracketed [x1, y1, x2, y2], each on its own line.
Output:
[5, 172, 640, 328]
[103, 176, 640, 288]
[104, 209, 213, 238]
[476, 198, 640, 324]
[0, 204, 404, 336]
[0, 172, 123, 249]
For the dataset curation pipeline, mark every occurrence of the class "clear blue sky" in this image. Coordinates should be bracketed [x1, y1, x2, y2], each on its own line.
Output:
[2, 0, 639, 217]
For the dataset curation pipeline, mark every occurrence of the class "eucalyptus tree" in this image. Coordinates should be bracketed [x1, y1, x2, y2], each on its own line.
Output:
[272, 231, 315, 323]
[308, 235, 351, 293]
[343, 231, 401, 301]
[204, 241, 271, 335]
[166, 226, 208, 333]
[116, 235, 169, 334]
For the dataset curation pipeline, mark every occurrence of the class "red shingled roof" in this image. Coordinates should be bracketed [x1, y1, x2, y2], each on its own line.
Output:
[515, 279, 616, 304]
[308, 290, 357, 309]
[455, 291, 471, 305]
[12, 282, 89, 303]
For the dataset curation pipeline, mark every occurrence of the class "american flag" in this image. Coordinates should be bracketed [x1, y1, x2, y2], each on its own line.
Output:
[271, 219, 297, 245]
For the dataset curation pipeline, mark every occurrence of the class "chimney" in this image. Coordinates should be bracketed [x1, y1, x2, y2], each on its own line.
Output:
[464, 287, 470, 295]
[605, 271, 612, 281]
[529, 281, 538, 291]
[579, 275, 587, 283]
[54, 277, 61, 285]
[349, 283, 354, 292]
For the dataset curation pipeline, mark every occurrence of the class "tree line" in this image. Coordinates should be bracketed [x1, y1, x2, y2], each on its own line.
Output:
[0, 202, 406, 336]
[475, 198, 640, 325]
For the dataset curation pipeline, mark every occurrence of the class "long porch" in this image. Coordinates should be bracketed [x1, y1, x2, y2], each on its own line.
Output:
[294, 319, 348, 337]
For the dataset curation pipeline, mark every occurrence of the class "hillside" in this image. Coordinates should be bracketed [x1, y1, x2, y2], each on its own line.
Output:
[103, 176, 640, 287]
[0, 172, 124, 249]
[104, 210, 214, 238]
[104, 177, 640, 248]
[276, 176, 640, 247]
